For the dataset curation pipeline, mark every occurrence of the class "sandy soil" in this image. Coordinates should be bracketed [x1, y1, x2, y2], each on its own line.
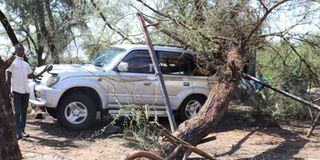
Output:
[19, 110, 320, 160]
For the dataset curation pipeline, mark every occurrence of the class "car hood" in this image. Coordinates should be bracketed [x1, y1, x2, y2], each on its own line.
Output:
[36, 64, 106, 81]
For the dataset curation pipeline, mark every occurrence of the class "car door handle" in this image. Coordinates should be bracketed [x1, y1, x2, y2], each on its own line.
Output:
[144, 82, 152, 86]
[183, 82, 190, 86]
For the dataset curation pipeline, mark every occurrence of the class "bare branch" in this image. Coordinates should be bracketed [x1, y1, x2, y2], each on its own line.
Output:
[20, 28, 38, 51]
[0, 9, 19, 45]
[244, 0, 289, 46]
[122, 150, 164, 160]
[261, 14, 307, 38]
[136, 0, 171, 19]
[135, 0, 188, 29]
[259, 0, 268, 11]
[135, 0, 218, 45]
[141, 14, 189, 47]
[90, 0, 133, 43]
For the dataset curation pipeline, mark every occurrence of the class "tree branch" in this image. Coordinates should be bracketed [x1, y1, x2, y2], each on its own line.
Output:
[90, 0, 133, 43]
[259, 0, 268, 11]
[244, 0, 289, 46]
[20, 28, 38, 51]
[261, 15, 308, 38]
[135, 1, 222, 46]
[0, 9, 19, 45]
[122, 150, 164, 160]
[283, 37, 320, 86]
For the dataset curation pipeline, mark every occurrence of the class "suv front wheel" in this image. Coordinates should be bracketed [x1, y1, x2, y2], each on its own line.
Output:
[57, 93, 97, 130]
[178, 95, 206, 121]
[46, 107, 57, 119]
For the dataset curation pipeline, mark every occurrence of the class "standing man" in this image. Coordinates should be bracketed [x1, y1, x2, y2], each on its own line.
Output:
[6, 43, 47, 140]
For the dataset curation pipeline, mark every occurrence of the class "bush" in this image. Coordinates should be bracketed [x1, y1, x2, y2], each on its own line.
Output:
[254, 40, 319, 121]
[121, 105, 161, 151]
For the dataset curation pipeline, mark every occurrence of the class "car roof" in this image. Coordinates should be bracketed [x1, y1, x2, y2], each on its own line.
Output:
[112, 44, 196, 54]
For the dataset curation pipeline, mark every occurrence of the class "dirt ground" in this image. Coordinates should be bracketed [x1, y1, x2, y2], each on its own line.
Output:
[19, 109, 320, 160]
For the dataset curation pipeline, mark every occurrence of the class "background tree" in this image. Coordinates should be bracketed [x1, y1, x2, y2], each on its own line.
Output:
[1, 0, 89, 65]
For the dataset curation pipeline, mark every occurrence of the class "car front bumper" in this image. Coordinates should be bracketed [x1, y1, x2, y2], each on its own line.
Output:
[28, 81, 63, 108]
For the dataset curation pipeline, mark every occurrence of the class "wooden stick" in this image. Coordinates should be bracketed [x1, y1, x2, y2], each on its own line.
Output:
[307, 112, 320, 138]
[199, 136, 217, 144]
[244, 73, 320, 137]
[244, 74, 320, 111]
[150, 122, 215, 160]
[122, 150, 164, 160]
[167, 144, 183, 160]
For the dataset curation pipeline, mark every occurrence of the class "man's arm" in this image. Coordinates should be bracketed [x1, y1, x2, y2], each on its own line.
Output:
[28, 65, 48, 79]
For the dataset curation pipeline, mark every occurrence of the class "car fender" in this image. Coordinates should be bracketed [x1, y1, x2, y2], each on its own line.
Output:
[54, 77, 108, 109]
[174, 87, 210, 109]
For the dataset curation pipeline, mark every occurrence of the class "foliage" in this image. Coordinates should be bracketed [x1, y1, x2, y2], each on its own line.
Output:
[256, 36, 320, 120]
[122, 105, 161, 151]
[1, 0, 89, 64]
[144, 0, 261, 70]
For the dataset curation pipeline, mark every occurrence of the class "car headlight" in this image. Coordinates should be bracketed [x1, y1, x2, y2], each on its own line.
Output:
[47, 74, 60, 87]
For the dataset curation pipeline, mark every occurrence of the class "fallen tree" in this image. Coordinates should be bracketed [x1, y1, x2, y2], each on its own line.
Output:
[133, 0, 292, 159]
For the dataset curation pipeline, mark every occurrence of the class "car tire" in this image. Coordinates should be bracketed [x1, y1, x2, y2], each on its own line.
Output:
[46, 107, 57, 119]
[57, 93, 97, 130]
[178, 95, 206, 122]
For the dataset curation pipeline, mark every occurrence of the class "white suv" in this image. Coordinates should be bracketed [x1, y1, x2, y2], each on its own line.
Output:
[29, 44, 214, 130]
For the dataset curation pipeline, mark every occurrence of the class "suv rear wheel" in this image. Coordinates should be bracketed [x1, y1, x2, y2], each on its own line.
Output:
[57, 93, 97, 130]
[178, 95, 206, 121]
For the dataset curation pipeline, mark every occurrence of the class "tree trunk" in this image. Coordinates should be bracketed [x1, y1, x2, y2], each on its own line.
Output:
[0, 10, 18, 45]
[33, 14, 46, 66]
[0, 62, 22, 160]
[163, 45, 243, 159]
[36, 0, 59, 64]
[0, 9, 22, 160]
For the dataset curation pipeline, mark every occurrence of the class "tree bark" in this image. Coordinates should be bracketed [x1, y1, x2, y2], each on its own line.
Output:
[163, 45, 243, 159]
[36, 0, 59, 64]
[33, 9, 46, 66]
[0, 10, 19, 45]
[0, 9, 23, 160]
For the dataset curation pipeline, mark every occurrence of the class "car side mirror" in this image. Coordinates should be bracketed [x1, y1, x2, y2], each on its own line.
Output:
[46, 65, 53, 72]
[116, 62, 128, 72]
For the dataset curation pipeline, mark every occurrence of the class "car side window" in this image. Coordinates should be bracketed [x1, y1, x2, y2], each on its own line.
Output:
[191, 57, 215, 76]
[119, 50, 154, 74]
[157, 51, 193, 75]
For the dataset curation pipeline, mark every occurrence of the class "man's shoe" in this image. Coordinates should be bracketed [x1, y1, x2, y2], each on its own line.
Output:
[21, 132, 30, 138]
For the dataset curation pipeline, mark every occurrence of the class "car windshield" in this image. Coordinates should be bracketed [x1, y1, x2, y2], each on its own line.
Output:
[92, 47, 126, 69]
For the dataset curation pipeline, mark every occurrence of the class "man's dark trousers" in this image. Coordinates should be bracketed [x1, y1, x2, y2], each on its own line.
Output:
[13, 91, 29, 137]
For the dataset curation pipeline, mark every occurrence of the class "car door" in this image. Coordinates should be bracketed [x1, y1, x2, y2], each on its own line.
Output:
[153, 51, 194, 108]
[108, 50, 157, 107]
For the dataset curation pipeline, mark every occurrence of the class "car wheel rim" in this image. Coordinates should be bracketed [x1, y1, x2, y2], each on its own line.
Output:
[185, 100, 201, 118]
[65, 102, 88, 125]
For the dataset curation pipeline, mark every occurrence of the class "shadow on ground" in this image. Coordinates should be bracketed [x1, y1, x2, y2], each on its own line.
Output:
[185, 109, 310, 160]
[25, 113, 121, 148]
[26, 108, 312, 160]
